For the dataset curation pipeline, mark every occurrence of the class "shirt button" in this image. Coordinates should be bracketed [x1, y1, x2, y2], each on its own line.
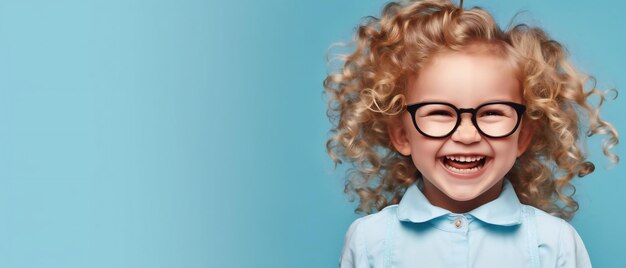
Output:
[454, 217, 463, 229]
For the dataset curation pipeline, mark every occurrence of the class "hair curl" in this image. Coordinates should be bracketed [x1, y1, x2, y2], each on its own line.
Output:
[324, 0, 619, 221]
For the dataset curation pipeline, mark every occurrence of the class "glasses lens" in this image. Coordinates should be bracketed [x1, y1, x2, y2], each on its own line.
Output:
[476, 103, 519, 137]
[414, 104, 457, 137]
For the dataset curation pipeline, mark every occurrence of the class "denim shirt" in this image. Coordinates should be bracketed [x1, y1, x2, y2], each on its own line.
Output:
[339, 179, 592, 268]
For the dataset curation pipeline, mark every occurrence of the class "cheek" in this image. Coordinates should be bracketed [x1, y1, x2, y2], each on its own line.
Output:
[492, 138, 520, 168]
[408, 136, 442, 167]
[408, 133, 439, 152]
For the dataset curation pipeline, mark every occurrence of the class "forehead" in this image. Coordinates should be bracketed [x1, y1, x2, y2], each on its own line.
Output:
[406, 51, 521, 105]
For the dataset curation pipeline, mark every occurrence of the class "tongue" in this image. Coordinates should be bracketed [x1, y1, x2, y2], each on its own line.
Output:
[445, 158, 481, 169]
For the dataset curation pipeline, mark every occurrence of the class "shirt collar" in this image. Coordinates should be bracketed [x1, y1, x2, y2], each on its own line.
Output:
[397, 179, 523, 226]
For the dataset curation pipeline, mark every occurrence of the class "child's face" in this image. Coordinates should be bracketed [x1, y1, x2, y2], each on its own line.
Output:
[389, 49, 532, 212]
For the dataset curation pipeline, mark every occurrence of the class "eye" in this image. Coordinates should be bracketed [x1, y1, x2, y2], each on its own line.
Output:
[427, 110, 454, 117]
[479, 110, 505, 117]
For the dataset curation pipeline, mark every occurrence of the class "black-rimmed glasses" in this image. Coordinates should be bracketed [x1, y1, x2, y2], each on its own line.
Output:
[406, 101, 526, 139]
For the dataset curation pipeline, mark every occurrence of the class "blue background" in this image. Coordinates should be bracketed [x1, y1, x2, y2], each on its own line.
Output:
[0, 0, 623, 267]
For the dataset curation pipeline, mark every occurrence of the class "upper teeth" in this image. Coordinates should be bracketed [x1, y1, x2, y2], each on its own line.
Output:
[445, 155, 485, 162]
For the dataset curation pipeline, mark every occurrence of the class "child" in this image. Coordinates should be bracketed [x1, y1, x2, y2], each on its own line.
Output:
[324, 0, 619, 267]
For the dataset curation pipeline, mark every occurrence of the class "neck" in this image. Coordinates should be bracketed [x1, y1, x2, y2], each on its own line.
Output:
[421, 179, 504, 213]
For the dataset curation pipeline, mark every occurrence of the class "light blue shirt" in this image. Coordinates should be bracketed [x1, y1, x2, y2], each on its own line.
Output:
[339, 179, 591, 267]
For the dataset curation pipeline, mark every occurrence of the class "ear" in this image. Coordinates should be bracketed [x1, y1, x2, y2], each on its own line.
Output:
[388, 116, 412, 156]
[516, 119, 534, 157]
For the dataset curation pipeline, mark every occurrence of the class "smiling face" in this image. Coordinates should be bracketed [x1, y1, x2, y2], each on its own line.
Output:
[388, 48, 533, 213]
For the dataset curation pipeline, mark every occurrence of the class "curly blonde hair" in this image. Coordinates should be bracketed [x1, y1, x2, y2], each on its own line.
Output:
[324, 0, 619, 221]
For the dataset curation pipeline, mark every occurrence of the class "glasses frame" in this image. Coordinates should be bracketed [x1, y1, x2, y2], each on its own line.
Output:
[405, 101, 527, 139]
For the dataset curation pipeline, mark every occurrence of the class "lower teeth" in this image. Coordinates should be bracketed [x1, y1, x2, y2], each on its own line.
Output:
[444, 162, 483, 174]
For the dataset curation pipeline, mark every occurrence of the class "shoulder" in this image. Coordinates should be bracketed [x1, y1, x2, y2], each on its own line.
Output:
[339, 205, 398, 267]
[529, 206, 568, 235]
[349, 205, 398, 229]
[529, 206, 584, 246]
[344, 205, 399, 242]
[526, 206, 592, 267]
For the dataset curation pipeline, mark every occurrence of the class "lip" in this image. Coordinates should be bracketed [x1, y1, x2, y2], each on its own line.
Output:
[439, 156, 492, 179]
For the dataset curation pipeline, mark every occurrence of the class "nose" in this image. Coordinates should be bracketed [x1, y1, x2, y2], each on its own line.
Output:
[451, 115, 482, 144]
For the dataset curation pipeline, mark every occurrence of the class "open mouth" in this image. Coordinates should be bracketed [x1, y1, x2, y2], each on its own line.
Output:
[441, 155, 488, 174]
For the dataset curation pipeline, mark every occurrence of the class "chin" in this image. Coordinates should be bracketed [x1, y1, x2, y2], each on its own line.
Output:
[438, 181, 492, 201]
[444, 191, 481, 202]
